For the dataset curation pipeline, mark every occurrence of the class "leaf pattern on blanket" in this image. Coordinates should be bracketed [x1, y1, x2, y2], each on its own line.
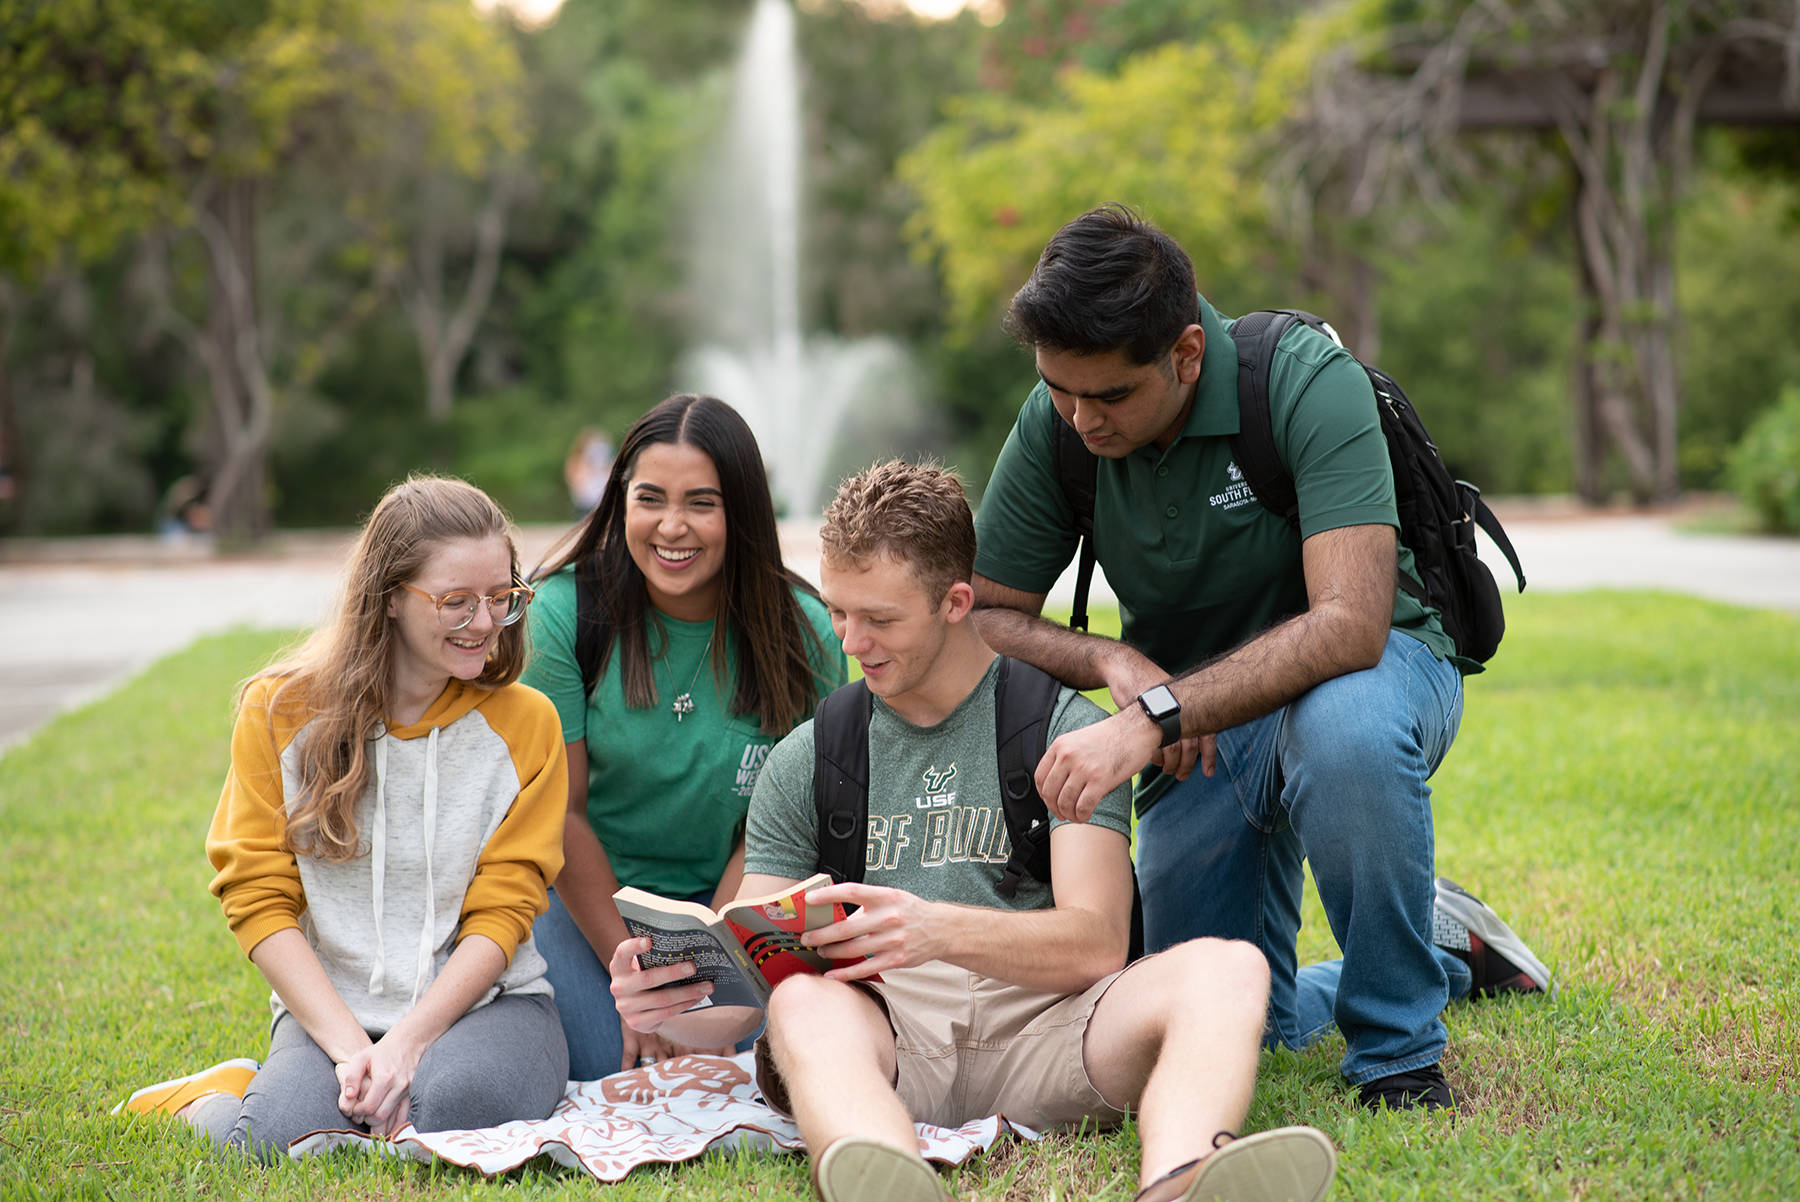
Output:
[286, 1052, 1034, 1181]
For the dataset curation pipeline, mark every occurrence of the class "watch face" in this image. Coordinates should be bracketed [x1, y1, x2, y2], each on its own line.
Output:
[1141, 685, 1177, 718]
[1139, 685, 1180, 746]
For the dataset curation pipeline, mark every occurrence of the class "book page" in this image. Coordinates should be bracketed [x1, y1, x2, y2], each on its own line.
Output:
[616, 912, 767, 1011]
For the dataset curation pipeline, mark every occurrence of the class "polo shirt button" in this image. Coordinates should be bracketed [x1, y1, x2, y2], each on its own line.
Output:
[1165, 505, 1179, 518]
[1157, 465, 1169, 478]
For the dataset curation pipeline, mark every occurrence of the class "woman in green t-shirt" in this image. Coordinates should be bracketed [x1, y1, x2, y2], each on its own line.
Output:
[522, 394, 845, 1080]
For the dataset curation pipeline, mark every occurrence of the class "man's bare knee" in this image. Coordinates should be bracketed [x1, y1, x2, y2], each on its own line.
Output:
[1165, 937, 1270, 1000]
[1123, 938, 1270, 1028]
[766, 975, 893, 1071]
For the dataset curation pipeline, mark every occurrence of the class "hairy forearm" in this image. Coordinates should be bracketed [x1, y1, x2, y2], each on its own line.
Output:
[970, 606, 1121, 692]
[1171, 605, 1375, 736]
[1170, 527, 1395, 737]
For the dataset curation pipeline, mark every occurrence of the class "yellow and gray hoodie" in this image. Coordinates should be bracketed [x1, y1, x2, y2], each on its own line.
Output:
[207, 675, 567, 1034]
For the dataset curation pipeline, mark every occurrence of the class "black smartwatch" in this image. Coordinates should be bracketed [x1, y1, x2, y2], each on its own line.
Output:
[1136, 684, 1182, 748]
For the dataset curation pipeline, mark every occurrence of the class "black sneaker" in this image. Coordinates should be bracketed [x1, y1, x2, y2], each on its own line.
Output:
[1433, 877, 1554, 997]
[1357, 1064, 1455, 1112]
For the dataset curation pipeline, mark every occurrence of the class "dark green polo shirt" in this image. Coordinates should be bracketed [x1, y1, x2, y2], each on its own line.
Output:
[974, 293, 1456, 676]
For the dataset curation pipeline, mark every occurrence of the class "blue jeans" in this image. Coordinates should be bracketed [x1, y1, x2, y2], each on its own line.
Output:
[1135, 630, 1473, 1084]
[536, 887, 756, 1081]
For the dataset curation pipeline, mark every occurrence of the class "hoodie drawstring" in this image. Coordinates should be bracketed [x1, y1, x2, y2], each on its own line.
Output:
[367, 733, 390, 996]
[410, 725, 440, 1009]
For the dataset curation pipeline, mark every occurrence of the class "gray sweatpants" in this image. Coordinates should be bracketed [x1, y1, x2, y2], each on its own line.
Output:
[193, 992, 567, 1161]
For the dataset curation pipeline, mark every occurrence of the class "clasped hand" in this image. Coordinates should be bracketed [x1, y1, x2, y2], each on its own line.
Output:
[335, 1033, 422, 1138]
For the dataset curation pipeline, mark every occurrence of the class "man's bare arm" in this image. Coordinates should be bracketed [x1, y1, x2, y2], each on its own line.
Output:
[972, 573, 1182, 701]
[1034, 524, 1398, 821]
[972, 573, 1204, 779]
[803, 823, 1133, 995]
[1169, 522, 1396, 732]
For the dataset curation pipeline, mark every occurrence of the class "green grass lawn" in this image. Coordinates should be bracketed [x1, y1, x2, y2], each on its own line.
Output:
[2, 591, 1796, 1199]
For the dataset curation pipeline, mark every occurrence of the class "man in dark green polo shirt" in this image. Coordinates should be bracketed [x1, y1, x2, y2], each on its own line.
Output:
[971, 204, 1551, 1112]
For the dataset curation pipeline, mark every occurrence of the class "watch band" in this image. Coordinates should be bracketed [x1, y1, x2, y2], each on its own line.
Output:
[1136, 684, 1182, 748]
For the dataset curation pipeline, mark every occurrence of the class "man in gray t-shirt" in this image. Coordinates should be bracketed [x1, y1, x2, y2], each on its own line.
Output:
[611, 462, 1336, 1202]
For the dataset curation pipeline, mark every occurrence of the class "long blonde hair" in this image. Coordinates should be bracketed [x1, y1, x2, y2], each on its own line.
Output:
[244, 475, 528, 862]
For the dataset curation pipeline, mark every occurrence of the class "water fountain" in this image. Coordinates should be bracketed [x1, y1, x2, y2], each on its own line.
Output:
[680, 0, 919, 517]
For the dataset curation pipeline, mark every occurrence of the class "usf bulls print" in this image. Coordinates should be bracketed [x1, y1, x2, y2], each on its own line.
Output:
[864, 761, 1013, 872]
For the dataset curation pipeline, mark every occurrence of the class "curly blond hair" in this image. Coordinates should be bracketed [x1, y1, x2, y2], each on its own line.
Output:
[820, 460, 975, 603]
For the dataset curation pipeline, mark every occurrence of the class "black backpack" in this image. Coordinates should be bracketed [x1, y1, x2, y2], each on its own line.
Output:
[811, 657, 1143, 957]
[1056, 308, 1526, 662]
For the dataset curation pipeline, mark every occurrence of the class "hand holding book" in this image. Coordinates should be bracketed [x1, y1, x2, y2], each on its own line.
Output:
[612, 873, 876, 1013]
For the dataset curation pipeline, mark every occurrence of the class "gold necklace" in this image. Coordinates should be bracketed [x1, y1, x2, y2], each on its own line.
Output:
[664, 632, 714, 722]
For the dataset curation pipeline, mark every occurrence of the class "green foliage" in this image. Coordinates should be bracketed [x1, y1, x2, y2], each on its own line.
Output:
[1374, 185, 1575, 492]
[798, 1, 983, 340]
[0, 1, 208, 277]
[447, 386, 597, 523]
[1727, 383, 1800, 534]
[4, 592, 1798, 1198]
[1676, 148, 1800, 487]
[900, 32, 1288, 340]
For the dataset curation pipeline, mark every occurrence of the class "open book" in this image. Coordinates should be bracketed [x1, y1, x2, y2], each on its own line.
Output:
[613, 873, 870, 1011]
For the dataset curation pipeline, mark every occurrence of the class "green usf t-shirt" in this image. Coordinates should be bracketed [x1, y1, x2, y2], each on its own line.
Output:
[520, 568, 846, 898]
[743, 657, 1132, 914]
[974, 293, 1456, 676]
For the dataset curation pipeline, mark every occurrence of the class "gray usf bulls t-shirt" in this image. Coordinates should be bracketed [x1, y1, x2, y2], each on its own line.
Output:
[743, 657, 1133, 914]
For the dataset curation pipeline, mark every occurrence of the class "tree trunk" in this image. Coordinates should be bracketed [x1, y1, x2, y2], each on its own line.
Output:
[1570, 167, 1607, 504]
[0, 281, 18, 531]
[198, 177, 276, 543]
[1554, 32, 1686, 506]
[405, 176, 510, 424]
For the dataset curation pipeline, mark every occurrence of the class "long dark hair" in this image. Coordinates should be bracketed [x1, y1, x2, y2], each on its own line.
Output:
[535, 394, 826, 735]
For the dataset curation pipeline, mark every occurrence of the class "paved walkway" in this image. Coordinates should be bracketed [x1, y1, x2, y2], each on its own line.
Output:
[2, 505, 1796, 756]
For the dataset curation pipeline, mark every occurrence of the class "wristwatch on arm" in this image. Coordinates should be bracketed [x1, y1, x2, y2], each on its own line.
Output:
[1136, 684, 1182, 748]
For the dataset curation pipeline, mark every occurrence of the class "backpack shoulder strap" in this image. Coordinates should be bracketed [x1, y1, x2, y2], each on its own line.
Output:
[1229, 308, 1306, 527]
[1471, 491, 1527, 592]
[992, 657, 1061, 897]
[812, 680, 874, 885]
[1052, 417, 1099, 631]
[573, 564, 611, 698]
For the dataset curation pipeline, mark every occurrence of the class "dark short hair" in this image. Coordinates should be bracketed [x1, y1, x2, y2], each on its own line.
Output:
[1004, 203, 1199, 365]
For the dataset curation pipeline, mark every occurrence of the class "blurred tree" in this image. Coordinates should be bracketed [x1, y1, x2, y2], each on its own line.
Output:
[899, 15, 1339, 342]
[1676, 137, 1800, 485]
[1339, 0, 1800, 500]
[0, 0, 526, 540]
[482, 0, 744, 435]
[798, 0, 984, 341]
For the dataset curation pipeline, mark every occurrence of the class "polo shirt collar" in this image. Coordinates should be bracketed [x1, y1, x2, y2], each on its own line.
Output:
[1176, 293, 1239, 441]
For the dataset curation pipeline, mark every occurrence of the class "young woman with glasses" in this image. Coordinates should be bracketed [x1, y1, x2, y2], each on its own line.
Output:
[522, 394, 845, 1080]
[117, 476, 570, 1156]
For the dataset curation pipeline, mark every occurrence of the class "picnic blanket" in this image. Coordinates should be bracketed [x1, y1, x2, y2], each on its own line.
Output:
[287, 1052, 1038, 1180]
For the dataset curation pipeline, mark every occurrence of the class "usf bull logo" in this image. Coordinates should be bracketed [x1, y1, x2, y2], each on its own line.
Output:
[922, 764, 957, 794]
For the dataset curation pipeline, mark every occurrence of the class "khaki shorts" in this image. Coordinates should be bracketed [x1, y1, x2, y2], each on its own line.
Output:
[754, 959, 1131, 1132]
